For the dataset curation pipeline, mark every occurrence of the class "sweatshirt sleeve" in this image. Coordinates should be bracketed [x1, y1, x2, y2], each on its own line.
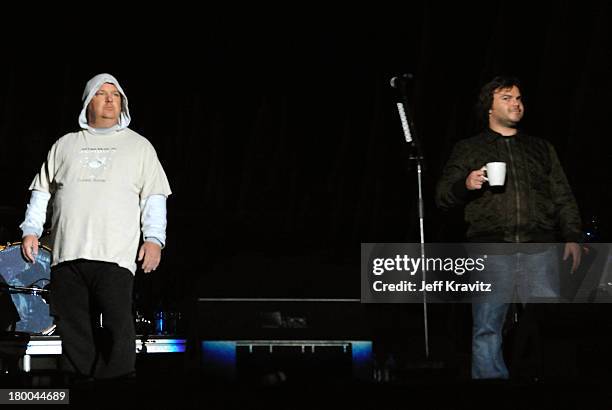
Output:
[19, 190, 51, 238]
[140, 194, 167, 247]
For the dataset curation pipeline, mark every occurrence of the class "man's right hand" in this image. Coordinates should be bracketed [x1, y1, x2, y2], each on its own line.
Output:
[466, 167, 487, 190]
[21, 235, 39, 263]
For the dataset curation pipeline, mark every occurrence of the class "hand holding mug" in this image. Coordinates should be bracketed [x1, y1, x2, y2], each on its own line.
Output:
[466, 162, 507, 190]
[466, 167, 487, 190]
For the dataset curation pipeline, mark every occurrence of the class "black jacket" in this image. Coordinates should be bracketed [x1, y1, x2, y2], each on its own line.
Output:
[436, 129, 582, 243]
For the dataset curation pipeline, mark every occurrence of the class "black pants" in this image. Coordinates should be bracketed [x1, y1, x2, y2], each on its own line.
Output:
[50, 260, 135, 379]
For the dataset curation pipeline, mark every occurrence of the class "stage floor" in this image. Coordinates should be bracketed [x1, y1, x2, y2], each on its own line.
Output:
[1, 369, 610, 409]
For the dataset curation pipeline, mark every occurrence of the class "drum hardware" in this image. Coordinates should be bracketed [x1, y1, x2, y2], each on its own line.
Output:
[0, 283, 49, 299]
[0, 243, 54, 334]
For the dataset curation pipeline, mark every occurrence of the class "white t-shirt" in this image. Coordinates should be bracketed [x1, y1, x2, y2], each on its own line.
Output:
[29, 128, 172, 273]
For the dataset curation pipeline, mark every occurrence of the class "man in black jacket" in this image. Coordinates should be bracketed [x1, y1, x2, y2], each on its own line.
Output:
[436, 76, 582, 379]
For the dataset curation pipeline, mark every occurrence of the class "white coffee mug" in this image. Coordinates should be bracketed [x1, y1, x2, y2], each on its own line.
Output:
[483, 162, 506, 186]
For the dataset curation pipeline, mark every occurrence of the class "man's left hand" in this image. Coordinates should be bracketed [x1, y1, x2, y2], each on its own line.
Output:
[138, 241, 162, 273]
[563, 242, 582, 274]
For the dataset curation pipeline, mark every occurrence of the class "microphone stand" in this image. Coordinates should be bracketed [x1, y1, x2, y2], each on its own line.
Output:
[391, 74, 429, 359]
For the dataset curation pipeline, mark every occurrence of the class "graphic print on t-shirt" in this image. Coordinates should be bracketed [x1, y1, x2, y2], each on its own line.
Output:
[78, 147, 116, 182]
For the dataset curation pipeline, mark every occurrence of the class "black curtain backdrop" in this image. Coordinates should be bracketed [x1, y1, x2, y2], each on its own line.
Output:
[1, 2, 610, 312]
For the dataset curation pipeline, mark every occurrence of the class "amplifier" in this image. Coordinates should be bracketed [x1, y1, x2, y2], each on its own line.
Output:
[196, 298, 371, 340]
[196, 298, 373, 381]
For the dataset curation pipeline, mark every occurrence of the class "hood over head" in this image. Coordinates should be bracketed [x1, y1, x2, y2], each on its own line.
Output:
[78, 73, 131, 131]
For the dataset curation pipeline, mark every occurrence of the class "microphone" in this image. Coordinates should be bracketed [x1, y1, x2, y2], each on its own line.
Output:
[390, 73, 414, 88]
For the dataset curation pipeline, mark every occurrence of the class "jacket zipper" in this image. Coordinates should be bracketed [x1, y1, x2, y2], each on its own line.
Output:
[504, 139, 520, 242]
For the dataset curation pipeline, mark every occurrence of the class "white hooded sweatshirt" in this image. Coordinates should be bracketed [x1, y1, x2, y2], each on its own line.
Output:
[78, 73, 131, 132]
[21, 73, 171, 273]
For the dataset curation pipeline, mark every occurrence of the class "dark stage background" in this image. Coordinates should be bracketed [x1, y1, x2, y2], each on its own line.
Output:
[0, 2, 611, 341]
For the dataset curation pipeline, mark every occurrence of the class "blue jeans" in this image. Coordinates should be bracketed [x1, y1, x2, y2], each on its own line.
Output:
[471, 246, 560, 379]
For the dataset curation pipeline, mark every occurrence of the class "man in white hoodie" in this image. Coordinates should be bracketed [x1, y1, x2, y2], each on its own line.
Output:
[20, 73, 171, 381]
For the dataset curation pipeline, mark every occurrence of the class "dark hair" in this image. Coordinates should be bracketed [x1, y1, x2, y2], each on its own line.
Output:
[476, 75, 522, 126]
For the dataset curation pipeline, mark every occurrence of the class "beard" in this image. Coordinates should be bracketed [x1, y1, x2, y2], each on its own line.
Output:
[500, 112, 522, 128]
